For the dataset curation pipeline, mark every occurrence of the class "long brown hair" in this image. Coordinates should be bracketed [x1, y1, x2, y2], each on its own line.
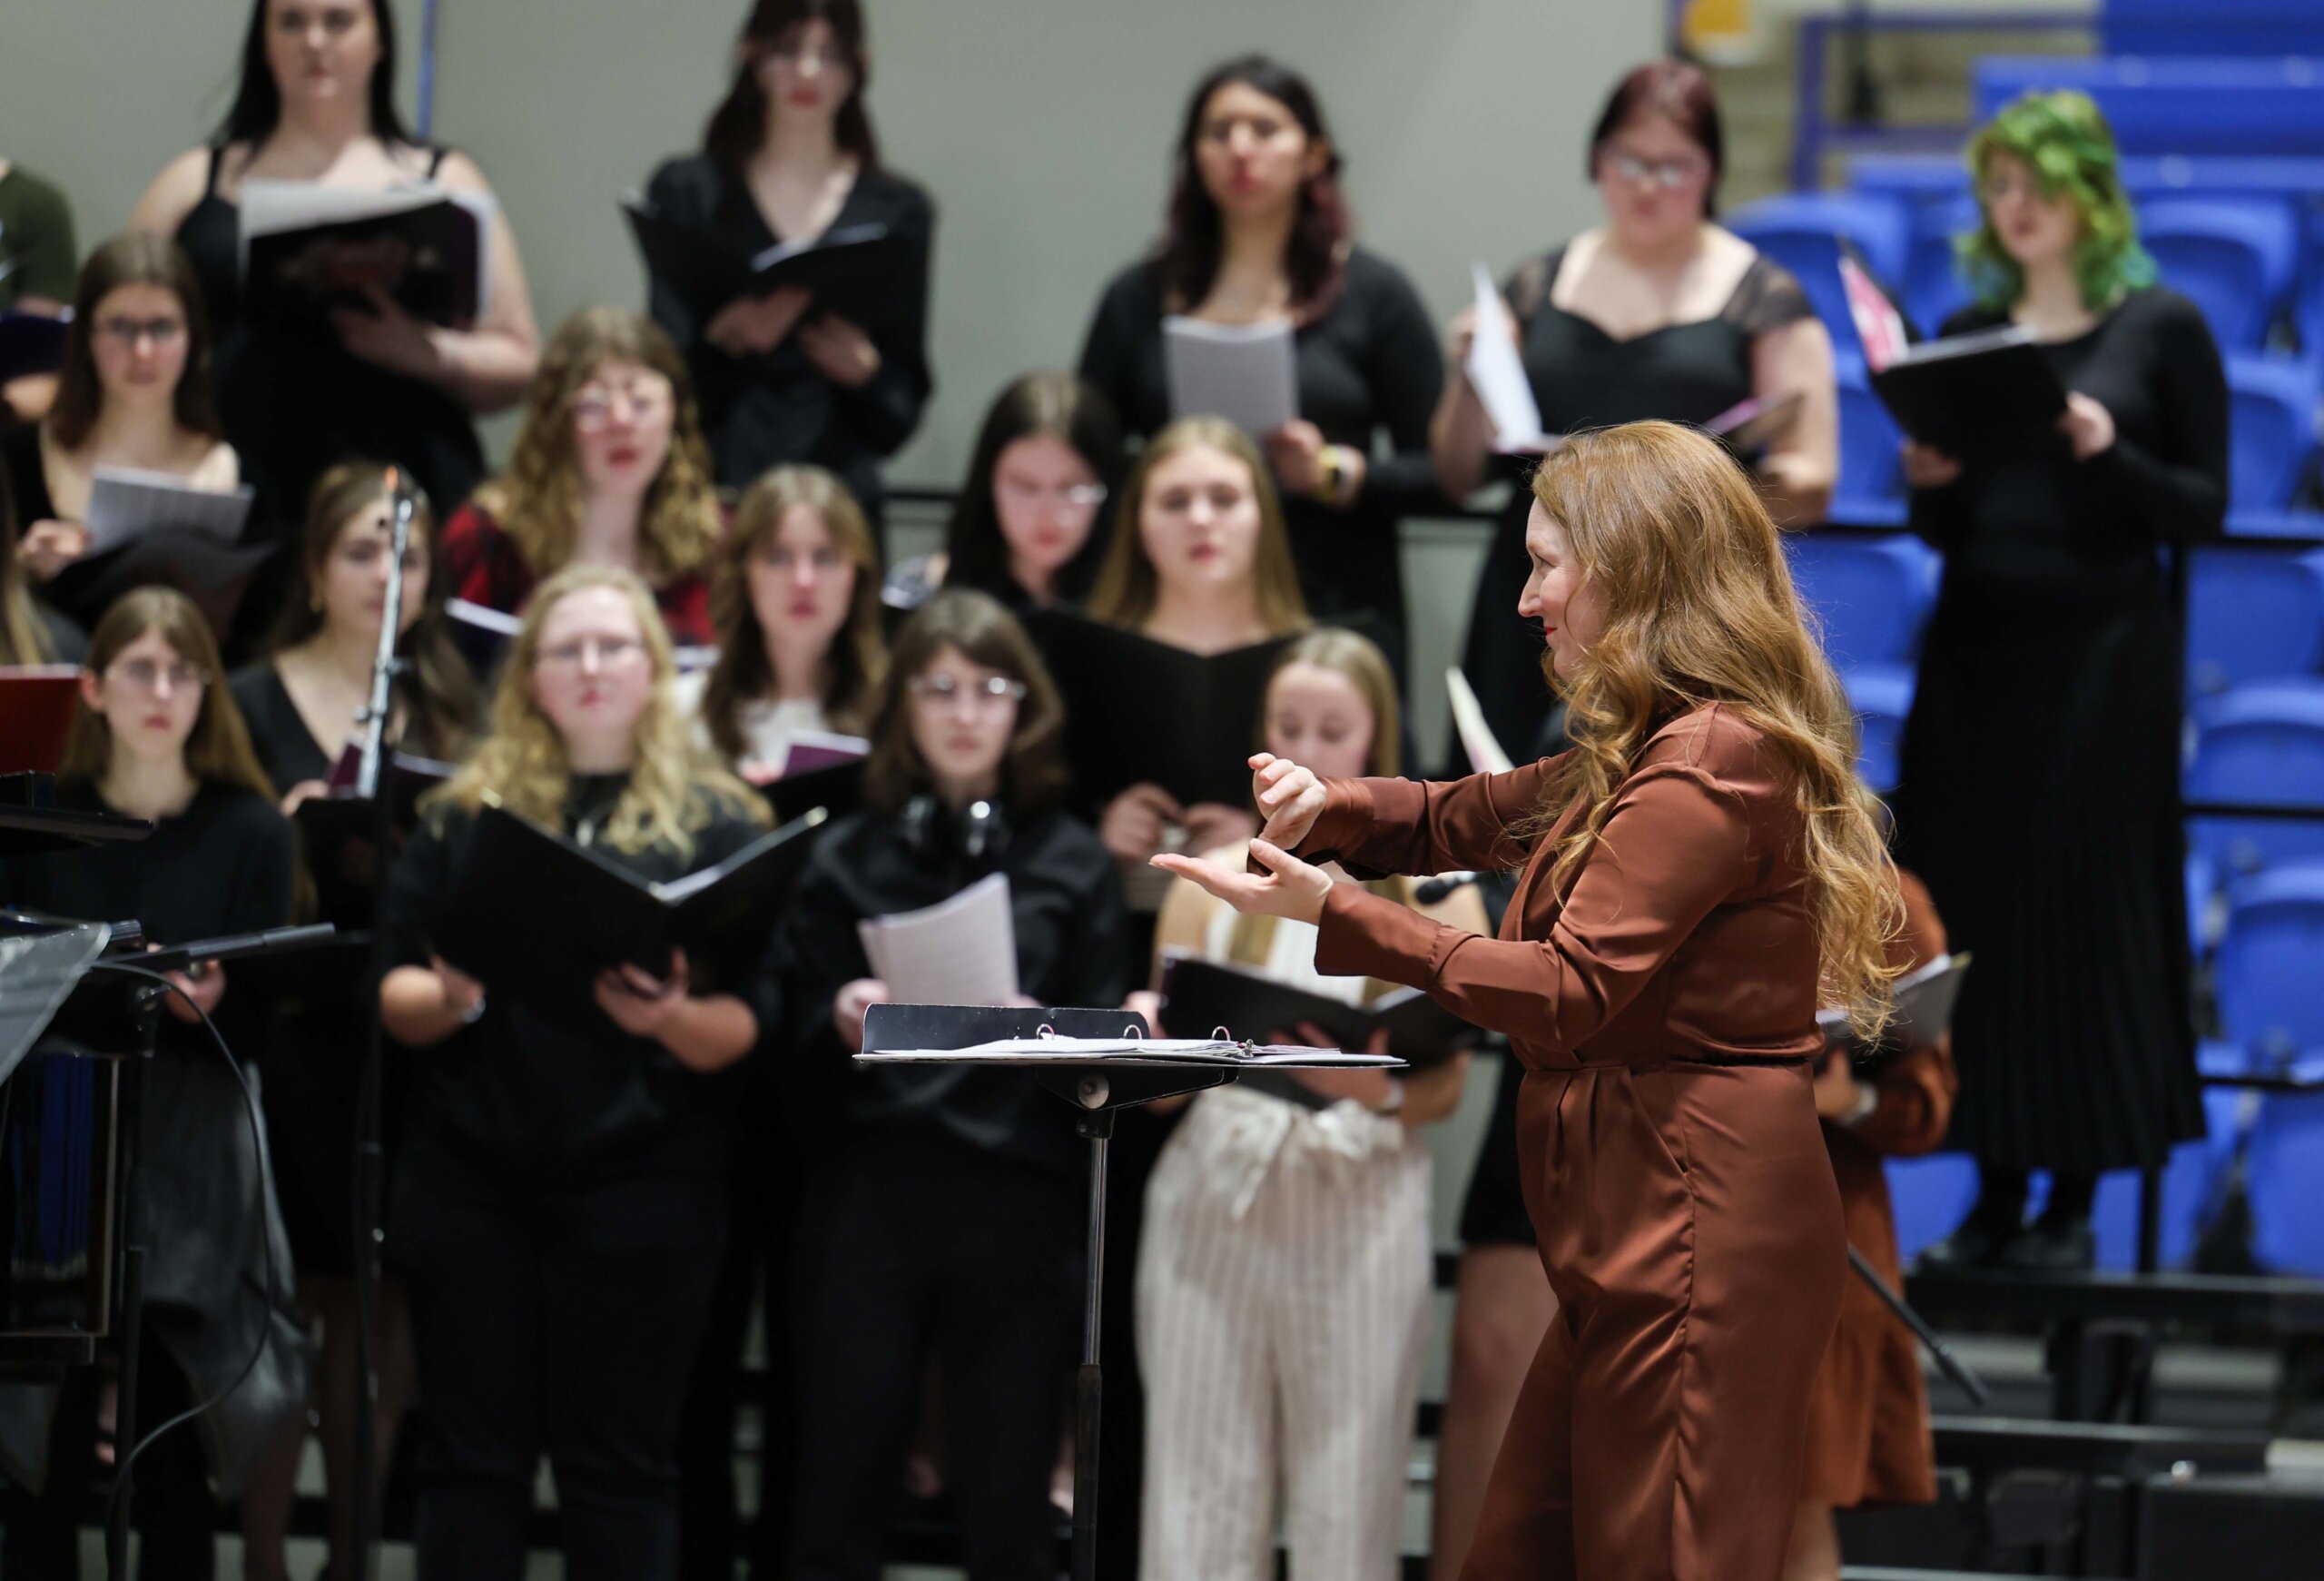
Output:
[703, 0, 880, 171]
[941, 371, 1125, 607]
[59, 587, 275, 801]
[266, 463, 480, 761]
[862, 589, 1068, 816]
[432, 566, 763, 856]
[48, 232, 221, 451]
[471, 307, 723, 589]
[2, 473, 55, 665]
[701, 465, 887, 761]
[1085, 417, 1308, 637]
[1527, 421, 1901, 1033]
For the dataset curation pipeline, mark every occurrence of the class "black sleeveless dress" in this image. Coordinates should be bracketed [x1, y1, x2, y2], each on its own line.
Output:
[174, 144, 487, 529]
[1453, 241, 1815, 1250]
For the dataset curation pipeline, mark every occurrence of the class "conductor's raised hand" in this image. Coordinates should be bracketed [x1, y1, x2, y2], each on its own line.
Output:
[1150, 836, 1330, 926]
[1249, 752, 1326, 853]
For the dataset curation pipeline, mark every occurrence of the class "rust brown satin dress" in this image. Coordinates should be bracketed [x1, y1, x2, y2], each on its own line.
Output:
[1297, 705, 1847, 1581]
[1802, 873, 1958, 1508]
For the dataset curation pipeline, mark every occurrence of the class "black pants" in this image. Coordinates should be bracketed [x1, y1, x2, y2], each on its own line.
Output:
[0, 1339, 214, 1581]
[788, 1128, 1078, 1581]
[391, 1142, 725, 1581]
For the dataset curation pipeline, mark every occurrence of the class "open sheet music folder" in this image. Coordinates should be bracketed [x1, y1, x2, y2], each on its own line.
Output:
[1818, 952, 1972, 1073]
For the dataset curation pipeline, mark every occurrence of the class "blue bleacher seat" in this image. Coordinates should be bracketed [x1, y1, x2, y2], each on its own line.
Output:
[1726, 193, 1911, 352]
[2216, 862, 2324, 1058]
[1846, 153, 1970, 224]
[2104, 2, 2324, 59]
[2186, 681, 2324, 879]
[1832, 357, 1908, 523]
[1788, 530, 1936, 669]
[2184, 544, 2324, 694]
[1905, 196, 1981, 341]
[1886, 1151, 1979, 1262]
[2139, 197, 2300, 351]
[2248, 1083, 2324, 1274]
[2190, 851, 2221, 954]
[1843, 664, 1915, 794]
[2092, 1087, 2244, 1270]
[1974, 57, 2324, 159]
[2226, 355, 2319, 514]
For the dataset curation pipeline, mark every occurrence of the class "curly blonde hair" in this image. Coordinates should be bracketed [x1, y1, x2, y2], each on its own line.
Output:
[472, 307, 724, 589]
[433, 565, 763, 856]
[1527, 421, 1903, 1037]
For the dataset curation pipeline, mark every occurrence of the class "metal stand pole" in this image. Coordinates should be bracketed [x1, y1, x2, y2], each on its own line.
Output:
[1852, 1245, 1989, 1405]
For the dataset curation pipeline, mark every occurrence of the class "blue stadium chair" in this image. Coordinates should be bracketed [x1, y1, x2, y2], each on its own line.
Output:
[2226, 354, 2319, 514]
[1905, 196, 1981, 341]
[1831, 357, 1908, 524]
[1725, 193, 1911, 352]
[2249, 1084, 2324, 1274]
[2092, 1087, 2244, 1270]
[1846, 153, 1970, 225]
[1789, 531, 1935, 669]
[1886, 1152, 1979, 1263]
[2186, 681, 2324, 880]
[1974, 57, 2324, 159]
[2140, 198, 2300, 351]
[2184, 545, 2324, 695]
[1843, 665, 1915, 794]
[2215, 861, 2324, 1072]
[2104, 2, 2324, 58]
[2190, 851, 2220, 955]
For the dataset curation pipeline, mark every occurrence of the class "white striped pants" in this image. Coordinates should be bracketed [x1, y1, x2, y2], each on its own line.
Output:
[1135, 1088, 1435, 1581]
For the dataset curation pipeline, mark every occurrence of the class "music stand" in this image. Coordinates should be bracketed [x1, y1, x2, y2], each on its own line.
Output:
[858, 1003, 1403, 1581]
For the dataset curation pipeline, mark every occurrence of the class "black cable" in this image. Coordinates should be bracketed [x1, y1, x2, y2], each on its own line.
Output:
[84, 960, 282, 1549]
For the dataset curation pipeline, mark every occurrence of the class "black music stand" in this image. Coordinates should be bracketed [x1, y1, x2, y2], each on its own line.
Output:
[857, 1003, 1402, 1581]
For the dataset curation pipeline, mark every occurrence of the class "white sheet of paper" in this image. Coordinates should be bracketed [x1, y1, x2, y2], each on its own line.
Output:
[859, 871, 1019, 1007]
[1161, 315, 1298, 437]
[1445, 666, 1515, 775]
[1466, 261, 1556, 455]
[83, 467, 255, 555]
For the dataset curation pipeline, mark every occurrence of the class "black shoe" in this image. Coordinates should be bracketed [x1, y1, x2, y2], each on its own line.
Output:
[1918, 1211, 2021, 1271]
[1997, 1214, 2096, 1273]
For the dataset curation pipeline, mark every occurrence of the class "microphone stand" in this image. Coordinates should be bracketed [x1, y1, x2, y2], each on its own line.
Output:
[348, 475, 415, 1581]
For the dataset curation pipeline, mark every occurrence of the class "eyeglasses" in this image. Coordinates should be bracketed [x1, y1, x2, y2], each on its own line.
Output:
[107, 658, 208, 693]
[908, 673, 1028, 710]
[751, 544, 849, 574]
[766, 43, 850, 71]
[537, 637, 647, 670]
[572, 379, 673, 430]
[998, 478, 1108, 514]
[1599, 148, 1709, 191]
[1975, 171, 2048, 204]
[94, 317, 187, 349]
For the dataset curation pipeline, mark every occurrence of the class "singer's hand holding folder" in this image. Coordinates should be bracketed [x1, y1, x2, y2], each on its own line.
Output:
[429, 805, 826, 1036]
[1838, 253, 2064, 461]
[623, 200, 910, 325]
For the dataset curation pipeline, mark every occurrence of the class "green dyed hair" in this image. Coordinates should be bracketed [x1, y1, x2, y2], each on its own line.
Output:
[1956, 89, 2156, 313]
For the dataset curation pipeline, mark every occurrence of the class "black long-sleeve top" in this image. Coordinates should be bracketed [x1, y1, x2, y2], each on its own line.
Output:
[383, 775, 768, 1179]
[1907, 286, 2228, 597]
[1078, 249, 1446, 643]
[644, 155, 934, 517]
[767, 803, 1131, 1178]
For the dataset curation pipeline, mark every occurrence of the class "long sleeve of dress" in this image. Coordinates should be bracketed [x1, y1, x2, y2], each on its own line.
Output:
[1309, 764, 1754, 1060]
[1076, 266, 1156, 436]
[2087, 292, 2229, 546]
[1351, 262, 1449, 519]
[1296, 758, 1560, 880]
[833, 187, 935, 458]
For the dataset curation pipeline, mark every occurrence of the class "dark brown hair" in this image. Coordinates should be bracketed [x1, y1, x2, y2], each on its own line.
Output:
[48, 233, 220, 451]
[59, 586, 276, 801]
[1588, 59, 1725, 217]
[941, 372, 1125, 608]
[862, 588, 1068, 815]
[703, 0, 880, 171]
[702, 464, 887, 762]
[217, 0, 412, 147]
[1157, 55, 1350, 320]
[266, 463, 480, 762]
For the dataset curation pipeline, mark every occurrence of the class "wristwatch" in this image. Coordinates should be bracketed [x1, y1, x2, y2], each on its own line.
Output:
[1315, 446, 1345, 502]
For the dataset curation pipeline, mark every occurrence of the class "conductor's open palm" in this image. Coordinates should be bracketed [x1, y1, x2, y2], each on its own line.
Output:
[1150, 837, 1331, 926]
[1249, 753, 1327, 852]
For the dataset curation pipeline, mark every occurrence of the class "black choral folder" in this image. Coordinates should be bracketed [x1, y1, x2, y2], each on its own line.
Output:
[622, 201, 910, 324]
[1868, 327, 2067, 462]
[291, 753, 458, 932]
[1160, 955, 1480, 1067]
[1029, 609, 1294, 810]
[429, 804, 826, 1037]
[242, 194, 487, 332]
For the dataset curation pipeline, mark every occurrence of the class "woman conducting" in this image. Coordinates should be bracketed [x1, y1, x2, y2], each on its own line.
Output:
[1156, 420, 1901, 1581]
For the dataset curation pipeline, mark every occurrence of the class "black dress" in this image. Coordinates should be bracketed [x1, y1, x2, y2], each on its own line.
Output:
[382, 776, 769, 1580]
[173, 143, 487, 554]
[1457, 243, 1816, 766]
[644, 155, 934, 519]
[1893, 287, 2226, 1175]
[769, 802, 1128, 1581]
[0, 780, 306, 1569]
[1078, 250, 1444, 665]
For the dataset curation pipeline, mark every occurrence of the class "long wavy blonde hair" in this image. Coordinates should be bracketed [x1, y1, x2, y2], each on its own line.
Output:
[432, 565, 763, 856]
[471, 307, 724, 589]
[1529, 421, 1903, 1035]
